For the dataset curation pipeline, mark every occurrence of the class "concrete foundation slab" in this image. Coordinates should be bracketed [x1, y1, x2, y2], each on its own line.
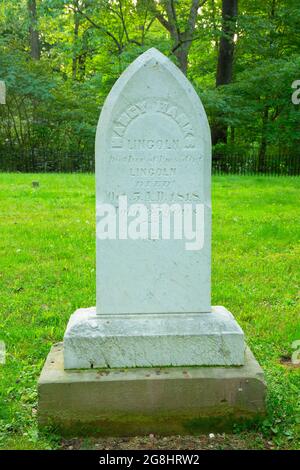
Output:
[38, 343, 265, 436]
[63, 306, 245, 369]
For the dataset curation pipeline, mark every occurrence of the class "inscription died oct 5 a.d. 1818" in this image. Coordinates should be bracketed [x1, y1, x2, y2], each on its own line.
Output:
[108, 98, 202, 204]
[96, 48, 211, 315]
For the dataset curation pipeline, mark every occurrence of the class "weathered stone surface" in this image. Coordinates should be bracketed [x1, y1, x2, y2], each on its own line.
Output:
[62, 48, 247, 370]
[64, 306, 245, 369]
[96, 47, 211, 315]
[39, 344, 266, 436]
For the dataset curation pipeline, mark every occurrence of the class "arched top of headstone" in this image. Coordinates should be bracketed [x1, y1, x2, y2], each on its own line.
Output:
[98, 48, 209, 123]
[96, 48, 211, 180]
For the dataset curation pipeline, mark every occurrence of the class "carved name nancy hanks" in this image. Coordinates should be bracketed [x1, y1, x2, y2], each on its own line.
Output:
[111, 99, 195, 149]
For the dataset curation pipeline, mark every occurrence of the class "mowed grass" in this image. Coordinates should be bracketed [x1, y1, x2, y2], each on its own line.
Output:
[0, 173, 299, 450]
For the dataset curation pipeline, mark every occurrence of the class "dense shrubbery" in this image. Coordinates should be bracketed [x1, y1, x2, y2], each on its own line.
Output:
[0, 1, 299, 172]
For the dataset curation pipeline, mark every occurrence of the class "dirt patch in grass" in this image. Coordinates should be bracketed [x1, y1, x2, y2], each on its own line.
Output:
[61, 433, 274, 450]
[279, 356, 300, 369]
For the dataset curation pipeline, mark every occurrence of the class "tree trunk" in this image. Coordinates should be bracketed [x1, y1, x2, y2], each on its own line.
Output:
[211, 0, 219, 51]
[257, 3, 277, 172]
[153, 0, 201, 76]
[72, 9, 80, 80]
[211, 123, 227, 147]
[212, 0, 238, 146]
[216, 0, 238, 87]
[78, 51, 87, 81]
[173, 44, 189, 76]
[27, 0, 40, 60]
[258, 107, 269, 173]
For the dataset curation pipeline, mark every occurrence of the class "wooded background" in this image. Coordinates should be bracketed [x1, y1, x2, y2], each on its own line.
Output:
[0, 0, 299, 174]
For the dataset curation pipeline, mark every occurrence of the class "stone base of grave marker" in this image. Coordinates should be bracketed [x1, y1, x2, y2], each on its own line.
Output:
[63, 306, 245, 369]
[38, 343, 266, 435]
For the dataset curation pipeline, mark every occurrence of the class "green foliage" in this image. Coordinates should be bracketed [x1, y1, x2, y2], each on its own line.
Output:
[202, 56, 300, 150]
[0, 0, 299, 165]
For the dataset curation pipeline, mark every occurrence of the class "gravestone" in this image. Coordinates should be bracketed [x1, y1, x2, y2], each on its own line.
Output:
[38, 49, 265, 434]
[95, 48, 211, 315]
[63, 48, 244, 369]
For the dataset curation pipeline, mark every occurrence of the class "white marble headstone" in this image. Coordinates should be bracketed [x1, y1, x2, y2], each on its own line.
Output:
[96, 48, 211, 315]
[63, 49, 245, 369]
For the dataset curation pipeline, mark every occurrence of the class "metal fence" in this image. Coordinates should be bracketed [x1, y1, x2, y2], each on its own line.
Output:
[0, 148, 299, 176]
[212, 152, 300, 176]
[0, 149, 94, 173]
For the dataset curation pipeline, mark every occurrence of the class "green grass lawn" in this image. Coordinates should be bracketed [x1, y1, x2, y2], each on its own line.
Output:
[0, 173, 299, 450]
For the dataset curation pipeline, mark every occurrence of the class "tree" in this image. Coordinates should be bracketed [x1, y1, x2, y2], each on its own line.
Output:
[257, 0, 275, 171]
[72, 1, 81, 80]
[150, 0, 208, 75]
[27, 0, 41, 60]
[212, 0, 238, 145]
[216, 0, 238, 87]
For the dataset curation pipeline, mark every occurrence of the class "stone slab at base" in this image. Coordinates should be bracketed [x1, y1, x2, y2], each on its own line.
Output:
[63, 306, 245, 369]
[38, 344, 265, 436]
